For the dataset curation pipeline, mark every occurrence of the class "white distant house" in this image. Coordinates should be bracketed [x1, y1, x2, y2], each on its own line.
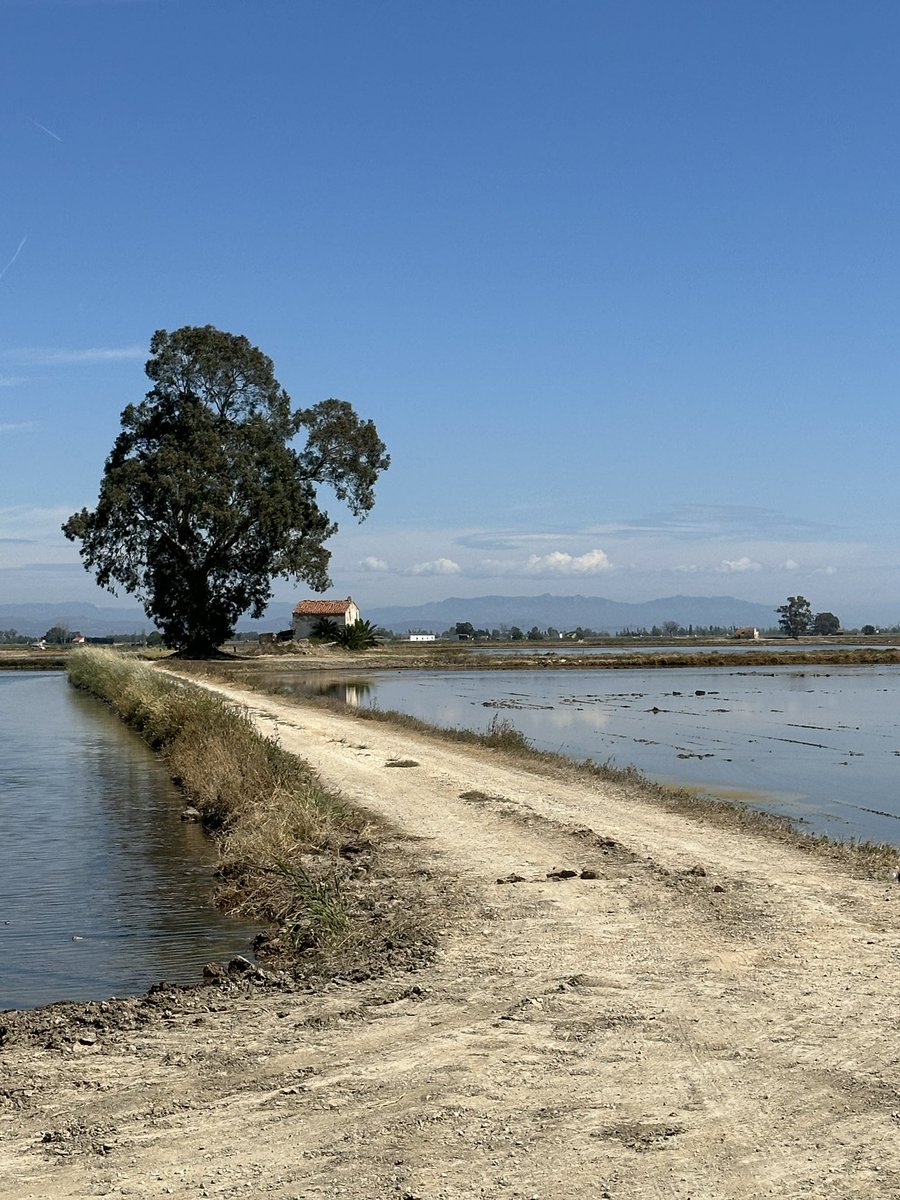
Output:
[408, 633, 436, 642]
[292, 597, 361, 640]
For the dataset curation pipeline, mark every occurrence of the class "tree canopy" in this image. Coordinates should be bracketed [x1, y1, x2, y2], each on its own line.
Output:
[776, 595, 814, 638]
[63, 326, 389, 656]
[812, 611, 840, 636]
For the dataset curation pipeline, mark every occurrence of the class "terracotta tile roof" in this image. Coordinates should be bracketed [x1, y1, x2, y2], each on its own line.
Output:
[293, 598, 355, 616]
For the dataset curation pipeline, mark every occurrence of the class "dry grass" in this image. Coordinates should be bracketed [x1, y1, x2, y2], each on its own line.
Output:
[67, 648, 437, 978]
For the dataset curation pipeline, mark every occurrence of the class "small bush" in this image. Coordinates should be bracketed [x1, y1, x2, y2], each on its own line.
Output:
[481, 714, 532, 753]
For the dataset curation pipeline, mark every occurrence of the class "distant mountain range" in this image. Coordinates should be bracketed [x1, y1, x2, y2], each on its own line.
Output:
[366, 593, 780, 634]
[0, 602, 152, 637]
[1, 593, 880, 640]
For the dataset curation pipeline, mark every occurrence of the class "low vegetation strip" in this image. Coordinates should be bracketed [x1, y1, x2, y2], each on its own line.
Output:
[67, 647, 436, 978]
[414, 647, 900, 671]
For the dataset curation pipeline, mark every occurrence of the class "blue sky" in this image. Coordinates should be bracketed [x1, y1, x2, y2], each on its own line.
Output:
[3, 0, 900, 624]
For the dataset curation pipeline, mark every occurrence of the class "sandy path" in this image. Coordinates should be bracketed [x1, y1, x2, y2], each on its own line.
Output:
[3, 678, 900, 1199]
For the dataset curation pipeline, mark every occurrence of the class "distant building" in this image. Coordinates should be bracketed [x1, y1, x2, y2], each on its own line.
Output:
[733, 627, 760, 640]
[292, 597, 361, 640]
[71, 632, 86, 645]
[408, 633, 436, 642]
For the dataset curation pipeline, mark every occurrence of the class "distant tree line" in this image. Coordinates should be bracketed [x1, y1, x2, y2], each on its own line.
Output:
[443, 621, 758, 641]
[437, 614, 900, 642]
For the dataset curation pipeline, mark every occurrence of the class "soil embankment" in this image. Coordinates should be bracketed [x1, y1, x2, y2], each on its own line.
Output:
[3, 677, 900, 1198]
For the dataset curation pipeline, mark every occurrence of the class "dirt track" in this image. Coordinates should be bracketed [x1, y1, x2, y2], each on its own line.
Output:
[3, 678, 900, 1198]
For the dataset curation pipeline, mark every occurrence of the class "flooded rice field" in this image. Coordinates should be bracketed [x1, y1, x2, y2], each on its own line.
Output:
[244, 663, 900, 847]
[0, 672, 256, 1010]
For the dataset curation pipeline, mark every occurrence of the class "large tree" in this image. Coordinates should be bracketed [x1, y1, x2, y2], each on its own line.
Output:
[63, 326, 389, 656]
[776, 595, 814, 639]
[812, 611, 840, 636]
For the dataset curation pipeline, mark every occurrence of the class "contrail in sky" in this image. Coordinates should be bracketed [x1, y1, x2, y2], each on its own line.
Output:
[0, 237, 27, 283]
[28, 117, 63, 142]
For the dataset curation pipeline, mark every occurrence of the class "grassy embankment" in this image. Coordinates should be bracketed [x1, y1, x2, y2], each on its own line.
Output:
[68, 647, 436, 979]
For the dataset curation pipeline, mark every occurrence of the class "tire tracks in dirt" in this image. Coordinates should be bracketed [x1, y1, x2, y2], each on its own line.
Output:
[3, 677, 900, 1198]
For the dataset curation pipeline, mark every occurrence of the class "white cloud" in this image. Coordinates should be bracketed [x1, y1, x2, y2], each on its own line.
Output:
[0, 376, 28, 389]
[1, 346, 143, 367]
[408, 557, 461, 576]
[781, 559, 800, 570]
[524, 548, 612, 575]
[0, 421, 35, 434]
[718, 557, 762, 573]
[360, 556, 389, 572]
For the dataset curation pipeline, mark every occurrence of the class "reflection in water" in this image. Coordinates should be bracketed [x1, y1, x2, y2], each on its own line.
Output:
[0, 673, 257, 1010]
[260, 675, 373, 707]
[311, 679, 372, 707]
[234, 663, 900, 847]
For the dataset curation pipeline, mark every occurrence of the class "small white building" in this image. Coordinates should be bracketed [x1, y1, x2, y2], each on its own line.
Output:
[292, 597, 361, 640]
[408, 633, 436, 642]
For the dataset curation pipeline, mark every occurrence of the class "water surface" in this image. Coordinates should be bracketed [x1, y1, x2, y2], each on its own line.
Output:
[0, 672, 256, 1009]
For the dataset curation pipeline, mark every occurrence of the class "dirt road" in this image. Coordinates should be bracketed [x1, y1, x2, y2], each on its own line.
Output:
[3, 679, 900, 1198]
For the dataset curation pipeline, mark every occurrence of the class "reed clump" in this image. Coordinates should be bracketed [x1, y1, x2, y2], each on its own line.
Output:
[68, 647, 436, 976]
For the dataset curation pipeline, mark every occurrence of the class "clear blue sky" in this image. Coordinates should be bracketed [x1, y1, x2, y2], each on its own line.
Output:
[3, 0, 900, 625]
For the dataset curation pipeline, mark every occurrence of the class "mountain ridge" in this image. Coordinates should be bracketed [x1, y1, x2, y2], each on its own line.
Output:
[365, 592, 779, 634]
[1, 593, 878, 638]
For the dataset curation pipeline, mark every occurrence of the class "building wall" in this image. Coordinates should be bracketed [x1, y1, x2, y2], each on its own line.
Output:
[292, 601, 360, 639]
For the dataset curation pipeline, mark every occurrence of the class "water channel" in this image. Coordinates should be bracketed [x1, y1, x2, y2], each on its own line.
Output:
[1, 672, 256, 1010]
[238, 663, 900, 847]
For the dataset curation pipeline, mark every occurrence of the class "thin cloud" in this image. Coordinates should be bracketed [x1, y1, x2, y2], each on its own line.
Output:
[0, 504, 76, 539]
[0, 236, 27, 284]
[590, 505, 834, 541]
[5, 561, 84, 573]
[360, 556, 389, 572]
[28, 117, 62, 142]
[455, 532, 521, 552]
[0, 421, 35, 434]
[1, 346, 143, 366]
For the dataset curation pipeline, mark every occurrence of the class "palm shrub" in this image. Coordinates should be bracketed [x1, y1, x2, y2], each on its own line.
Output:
[337, 619, 381, 650]
[311, 616, 381, 650]
[310, 617, 340, 642]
